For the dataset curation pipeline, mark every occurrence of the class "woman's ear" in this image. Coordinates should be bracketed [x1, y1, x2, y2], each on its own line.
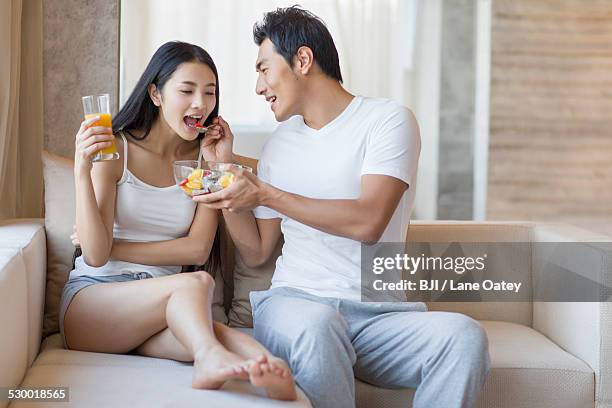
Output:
[295, 46, 314, 75]
[148, 84, 161, 107]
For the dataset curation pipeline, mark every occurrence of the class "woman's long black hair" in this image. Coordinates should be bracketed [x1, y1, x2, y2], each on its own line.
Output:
[73, 41, 223, 280]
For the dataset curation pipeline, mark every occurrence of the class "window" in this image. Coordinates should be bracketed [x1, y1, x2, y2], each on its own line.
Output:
[120, 0, 416, 130]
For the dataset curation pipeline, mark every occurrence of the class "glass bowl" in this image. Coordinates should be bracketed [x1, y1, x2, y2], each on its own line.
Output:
[173, 160, 252, 197]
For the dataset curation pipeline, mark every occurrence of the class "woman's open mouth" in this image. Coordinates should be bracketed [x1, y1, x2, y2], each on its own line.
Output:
[183, 114, 203, 129]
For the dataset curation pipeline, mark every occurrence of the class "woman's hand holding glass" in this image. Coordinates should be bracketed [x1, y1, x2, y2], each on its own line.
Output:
[74, 116, 115, 174]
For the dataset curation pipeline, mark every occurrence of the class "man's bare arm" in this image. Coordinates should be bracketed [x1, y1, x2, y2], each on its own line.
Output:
[195, 172, 407, 244]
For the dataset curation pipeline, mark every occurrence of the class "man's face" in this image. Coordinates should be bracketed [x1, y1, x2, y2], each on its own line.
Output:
[255, 38, 302, 122]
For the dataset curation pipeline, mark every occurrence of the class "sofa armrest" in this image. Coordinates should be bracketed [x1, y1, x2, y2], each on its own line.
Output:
[0, 245, 28, 407]
[531, 223, 612, 408]
[0, 218, 46, 402]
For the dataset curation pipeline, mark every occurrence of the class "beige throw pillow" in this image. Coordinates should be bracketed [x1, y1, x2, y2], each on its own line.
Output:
[42, 151, 226, 337]
[228, 238, 282, 328]
[42, 151, 77, 336]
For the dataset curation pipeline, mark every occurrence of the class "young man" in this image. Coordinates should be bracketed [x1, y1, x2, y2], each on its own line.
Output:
[195, 6, 490, 408]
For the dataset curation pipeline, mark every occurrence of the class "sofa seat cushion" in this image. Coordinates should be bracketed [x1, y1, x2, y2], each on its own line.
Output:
[244, 320, 593, 408]
[477, 320, 594, 408]
[14, 321, 593, 408]
[235, 321, 593, 408]
[13, 334, 311, 408]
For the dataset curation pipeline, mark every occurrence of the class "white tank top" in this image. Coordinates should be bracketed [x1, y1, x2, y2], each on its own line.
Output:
[71, 132, 199, 278]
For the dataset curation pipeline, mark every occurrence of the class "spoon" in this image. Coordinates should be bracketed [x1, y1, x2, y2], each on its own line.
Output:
[191, 124, 209, 133]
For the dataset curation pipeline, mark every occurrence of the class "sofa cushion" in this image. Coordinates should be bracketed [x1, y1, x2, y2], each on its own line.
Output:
[41, 151, 76, 336]
[477, 320, 593, 408]
[234, 322, 593, 408]
[15, 333, 311, 408]
[409, 221, 535, 326]
[228, 238, 282, 328]
[41, 151, 227, 336]
[20, 320, 593, 408]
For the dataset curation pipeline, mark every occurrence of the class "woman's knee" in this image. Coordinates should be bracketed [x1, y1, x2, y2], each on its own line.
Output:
[193, 270, 215, 287]
[176, 270, 215, 292]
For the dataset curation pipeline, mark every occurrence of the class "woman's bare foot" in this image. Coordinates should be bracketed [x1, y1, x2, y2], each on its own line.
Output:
[192, 345, 250, 389]
[248, 355, 297, 401]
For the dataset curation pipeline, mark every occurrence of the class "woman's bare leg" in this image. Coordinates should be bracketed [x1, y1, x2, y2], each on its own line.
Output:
[137, 321, 278, 360]
[63, 271, 247, 388]
[135, 327, 193, 361]
[136, 321, 297, 400]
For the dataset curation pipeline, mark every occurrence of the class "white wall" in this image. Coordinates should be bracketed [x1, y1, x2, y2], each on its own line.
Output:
[410, 0, 442, 220]
[473, 0, 492, 220]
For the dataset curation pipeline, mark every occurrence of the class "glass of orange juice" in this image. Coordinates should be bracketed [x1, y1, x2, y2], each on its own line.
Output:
[81, 93, 119, 161]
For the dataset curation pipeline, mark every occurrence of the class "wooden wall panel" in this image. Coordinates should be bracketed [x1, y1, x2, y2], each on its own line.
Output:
[488, 0, 612, 222]
[43, 0, 119, 158]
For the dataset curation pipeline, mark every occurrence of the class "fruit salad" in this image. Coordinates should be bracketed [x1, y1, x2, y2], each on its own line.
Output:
[178, 167, 236, 196]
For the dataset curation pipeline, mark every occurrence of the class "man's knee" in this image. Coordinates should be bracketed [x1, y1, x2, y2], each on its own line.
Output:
[442, 313, 490, 370]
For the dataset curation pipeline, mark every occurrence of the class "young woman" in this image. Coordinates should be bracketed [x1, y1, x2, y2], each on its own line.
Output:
[63, 41, 296, 401]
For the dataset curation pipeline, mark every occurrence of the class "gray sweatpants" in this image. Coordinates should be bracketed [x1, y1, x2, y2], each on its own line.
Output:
[250, 287, 490, 408]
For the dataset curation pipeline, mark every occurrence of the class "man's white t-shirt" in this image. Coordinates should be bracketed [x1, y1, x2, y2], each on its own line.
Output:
[253, 96, 421, 301]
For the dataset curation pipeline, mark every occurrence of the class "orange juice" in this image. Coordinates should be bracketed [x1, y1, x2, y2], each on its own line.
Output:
[85, 113, 118, 158]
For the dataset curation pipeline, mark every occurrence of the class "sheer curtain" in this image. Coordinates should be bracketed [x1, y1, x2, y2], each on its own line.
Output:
[120, 0, 416, 127]
[0, 0, 43, 220]
[120, 0, 439, 219]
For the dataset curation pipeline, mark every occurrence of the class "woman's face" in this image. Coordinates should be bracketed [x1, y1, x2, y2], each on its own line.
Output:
[151, 61, 217, 141]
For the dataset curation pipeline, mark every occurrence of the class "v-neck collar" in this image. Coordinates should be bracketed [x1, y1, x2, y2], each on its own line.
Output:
[300, 96, 362, 136]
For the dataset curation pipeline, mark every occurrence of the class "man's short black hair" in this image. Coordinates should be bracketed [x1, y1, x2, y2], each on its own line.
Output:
[253, 5, 343, 83]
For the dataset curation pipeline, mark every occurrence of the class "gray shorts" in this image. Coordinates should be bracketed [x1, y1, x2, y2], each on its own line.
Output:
[59, 272, 153, 348]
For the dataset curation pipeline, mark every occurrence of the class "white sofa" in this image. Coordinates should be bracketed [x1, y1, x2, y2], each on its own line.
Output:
[1, 218, 610, 408]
